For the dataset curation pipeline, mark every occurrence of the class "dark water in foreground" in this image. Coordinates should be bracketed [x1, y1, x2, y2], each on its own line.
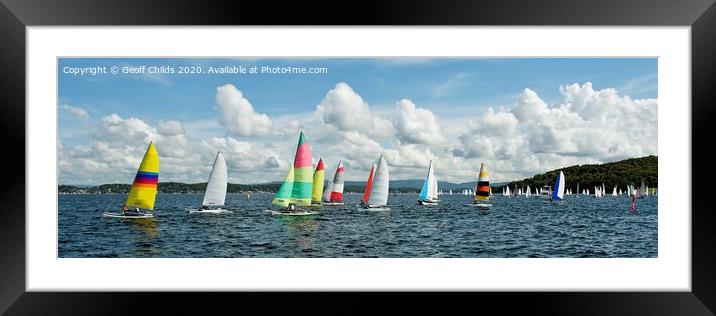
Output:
[58, 193, 657, 258]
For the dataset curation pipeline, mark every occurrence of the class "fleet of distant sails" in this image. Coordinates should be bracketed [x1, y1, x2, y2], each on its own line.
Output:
[103, 132, 655, 219]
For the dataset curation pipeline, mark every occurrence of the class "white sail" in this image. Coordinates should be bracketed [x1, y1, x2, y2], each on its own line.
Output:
[368, 155, 389, 206]
[431, 173, 439, 199]
[202, 152, 228, 208]
[322, 180, 333, 202]
[526, 185, 531, 197]
[419, 160, 437, 202]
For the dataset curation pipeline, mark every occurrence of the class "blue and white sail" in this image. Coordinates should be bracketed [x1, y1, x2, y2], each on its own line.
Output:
[552, 171, 565, 201]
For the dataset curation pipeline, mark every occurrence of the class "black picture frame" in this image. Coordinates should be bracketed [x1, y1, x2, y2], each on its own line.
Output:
[1, 0, 714, 314]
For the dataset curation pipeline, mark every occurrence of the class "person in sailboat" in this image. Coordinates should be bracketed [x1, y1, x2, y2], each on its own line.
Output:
[122, 204, 142, 216]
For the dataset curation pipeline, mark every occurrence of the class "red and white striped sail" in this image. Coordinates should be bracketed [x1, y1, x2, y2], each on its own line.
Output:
[329, 160, 345, 202]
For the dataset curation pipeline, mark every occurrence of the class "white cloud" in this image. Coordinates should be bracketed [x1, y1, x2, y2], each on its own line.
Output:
[394, 99, 444, 145]
[60, 104, 89, 119]
[314, 82, 395, 138]
[452, 82, 657, 181]
[216, 84, 272, 136]
[59, 82, 657, 185]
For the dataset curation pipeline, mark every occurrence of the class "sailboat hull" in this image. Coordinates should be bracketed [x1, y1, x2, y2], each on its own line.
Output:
[322, 202, 345, 206]
[264, 209, 318, 216]
[468, 203, 492, 209]
[188, 208, 232, 214]
[103, 212, 154, 219]
[418, 200, 438, 206]
[358, 205, 391, 211]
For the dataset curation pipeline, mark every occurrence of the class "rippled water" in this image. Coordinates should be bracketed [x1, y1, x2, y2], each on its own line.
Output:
[58, 193, 657, 258]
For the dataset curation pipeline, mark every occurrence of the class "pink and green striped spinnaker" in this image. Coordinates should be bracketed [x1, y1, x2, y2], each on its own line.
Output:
[271, 131, 313, 207]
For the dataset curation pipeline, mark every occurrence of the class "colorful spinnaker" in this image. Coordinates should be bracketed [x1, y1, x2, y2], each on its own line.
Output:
[311, 158, 325, 205]
[271, 132, 313, 208]
[125, 142, 160, 210]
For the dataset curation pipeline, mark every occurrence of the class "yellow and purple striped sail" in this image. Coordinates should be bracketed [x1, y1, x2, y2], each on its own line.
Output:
[125, 142, 160, 210]
[272, 132, 314, 207]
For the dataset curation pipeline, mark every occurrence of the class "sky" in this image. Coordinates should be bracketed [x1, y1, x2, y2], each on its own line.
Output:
[58, 58, 658, 185]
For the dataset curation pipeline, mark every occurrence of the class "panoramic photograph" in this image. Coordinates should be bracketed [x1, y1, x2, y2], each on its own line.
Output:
[57, 57, 658, 258]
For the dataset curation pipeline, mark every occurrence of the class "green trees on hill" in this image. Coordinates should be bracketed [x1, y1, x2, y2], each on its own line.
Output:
[501, 155, 657, 193]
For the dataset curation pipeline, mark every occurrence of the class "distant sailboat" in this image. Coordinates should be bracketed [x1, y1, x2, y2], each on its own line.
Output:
[323, 160, 345, 206]
[637, 181, 646, 199]
[472, 162, 492, 210]
[360, 155, 390, 211]
[310, 158, 325, 207]
[189, 152, 231, 214]
[551, 171, 565, 202]
[418, 160, 439, 206]
[526, 185, 531, 197]
[104, 142, 159, 219]
[268, 132, 317, 216]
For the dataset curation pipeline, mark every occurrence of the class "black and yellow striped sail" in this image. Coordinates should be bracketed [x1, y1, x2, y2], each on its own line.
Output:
[475, 162, 489, 202]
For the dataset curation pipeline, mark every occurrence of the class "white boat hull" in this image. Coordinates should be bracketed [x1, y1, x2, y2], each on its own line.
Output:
[188, 208, 233, 214]
[322, 202, 345, 206]
[418, 200, 438, 206]
[264, 209, 318, 216]
[358, 205, 391, 211]
[103, 212, 154, 219]
[469, 203, 492, 209]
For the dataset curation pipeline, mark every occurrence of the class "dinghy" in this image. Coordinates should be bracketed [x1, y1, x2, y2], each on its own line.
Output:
[267, 132, 318, 216]
[471, 162, 492, 210]
[359, 155, 390, 211]
[322, 160, 346, 206]
[418, 160, 439, 206]
[189, 152, 231, 214]
[103, 142, 159, 219]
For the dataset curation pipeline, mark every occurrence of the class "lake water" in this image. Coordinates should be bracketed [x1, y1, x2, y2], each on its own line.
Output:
[58, 193, 657, 258]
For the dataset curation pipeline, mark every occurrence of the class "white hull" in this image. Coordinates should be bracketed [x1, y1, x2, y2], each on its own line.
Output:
[359, 205, 391, 211]
[188, 208, 232, 214]
[470, 203, 492, 209]
[322, 202, 345, 206]
[103, 212, 153, 219]
[418, 200, 438, 206]
[264, 209, 318, 216]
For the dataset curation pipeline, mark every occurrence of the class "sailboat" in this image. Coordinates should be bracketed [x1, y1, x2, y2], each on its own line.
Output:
[550, 171, 565, 202]
[310, 158, 325, 207]
[637, 181, 646, 199]
[323, 160, 345, 206]
[471, 162, 492, 209]
[360, 163, 377, 207]
[526, 185, 531, 197]
[359, 155, 390, 211]
[189, 152, 231, 213]
[267, 132, 317, 216]
[418, 160, 439, 205]
[104, 142, 159, 219]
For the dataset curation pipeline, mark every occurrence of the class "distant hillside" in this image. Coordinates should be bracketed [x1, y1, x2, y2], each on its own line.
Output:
[499, 155, 657, 192]
[59, 156, 655, 195]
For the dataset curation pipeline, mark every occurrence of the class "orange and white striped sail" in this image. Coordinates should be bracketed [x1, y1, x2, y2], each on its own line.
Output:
[474, 162, 489, 202]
